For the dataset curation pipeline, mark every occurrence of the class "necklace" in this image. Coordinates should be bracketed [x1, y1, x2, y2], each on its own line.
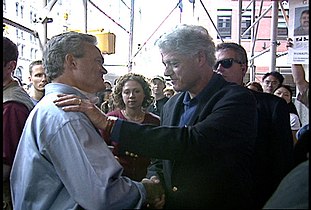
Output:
[122, 109, 145, 122]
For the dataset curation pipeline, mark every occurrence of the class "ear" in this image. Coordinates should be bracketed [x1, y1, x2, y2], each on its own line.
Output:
[241, 64, 248, 76]
[6, 60, 17, 72]
[197, 50, 206, 66]
[64, 54, 77, 70]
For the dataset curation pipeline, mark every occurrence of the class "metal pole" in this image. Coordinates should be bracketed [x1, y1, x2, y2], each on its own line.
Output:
[129, 2, 179, 63]
[237, 0, 242, 45]
[249, 47, 271, 61]
[199, 0, 224, 42]
[270, 1, 278, 72]
[128, 0, 135, 72]
[83, 0, 87, 33]
[40, 0, 48, 45]
[241, 4, 272, 37]
[250, 0, 264, 82]
[249, 0, 256, 82]
[278, 1, 289, 28]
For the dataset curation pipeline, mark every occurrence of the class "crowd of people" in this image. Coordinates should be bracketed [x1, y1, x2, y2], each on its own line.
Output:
[3, 23, 309, 209]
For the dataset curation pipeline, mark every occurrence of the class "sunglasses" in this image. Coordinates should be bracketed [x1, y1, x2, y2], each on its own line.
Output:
[214, 58, 243, 69]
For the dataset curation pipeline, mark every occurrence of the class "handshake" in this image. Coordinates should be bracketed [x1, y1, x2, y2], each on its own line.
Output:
[141, 176, 165, 209]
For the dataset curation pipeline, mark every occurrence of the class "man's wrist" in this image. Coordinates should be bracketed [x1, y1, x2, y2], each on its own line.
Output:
[105, 116, 117, 134]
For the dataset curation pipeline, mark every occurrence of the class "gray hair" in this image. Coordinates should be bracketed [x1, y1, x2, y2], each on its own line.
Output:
[155, 24, 216, 68]
[42, 31, 97, 81]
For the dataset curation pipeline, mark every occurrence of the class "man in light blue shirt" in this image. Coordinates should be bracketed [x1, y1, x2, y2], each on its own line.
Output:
[10, 31, 163, 210]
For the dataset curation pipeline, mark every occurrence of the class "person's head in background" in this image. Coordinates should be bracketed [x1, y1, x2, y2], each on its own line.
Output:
[274, 84, 301, 117]
[113, 72, 154, 110]
[156, 24, 216, 98]
[246, 81, 263, 92]
[274, 84, 302, 142]
[261, 71, 284, 94]
[163, 87, 175, 98]
[104, 80, 112, 90]
[3, 37, 18, 86]
[42, 31, 107, 94]
[28, 60, 48, 97]
[150, 75, 166, 99]
[214, 42, 248, 85]
[273, 84, 294, 105]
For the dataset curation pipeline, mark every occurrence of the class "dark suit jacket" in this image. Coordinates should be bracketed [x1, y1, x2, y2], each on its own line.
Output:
[250, 91, 294, 209]
[118, 73, 258, 209]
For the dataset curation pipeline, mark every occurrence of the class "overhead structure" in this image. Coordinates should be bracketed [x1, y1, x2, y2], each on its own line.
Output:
[4, 0, 297, 81]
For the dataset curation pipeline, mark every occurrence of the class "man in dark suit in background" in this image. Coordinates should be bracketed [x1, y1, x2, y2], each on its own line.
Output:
[214, 42, 294, 209]
[54, 24, 258, 209]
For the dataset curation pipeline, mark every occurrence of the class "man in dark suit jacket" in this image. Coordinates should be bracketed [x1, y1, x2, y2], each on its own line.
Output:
[215, 42, 294, 209]
[54, 25, 258, 209]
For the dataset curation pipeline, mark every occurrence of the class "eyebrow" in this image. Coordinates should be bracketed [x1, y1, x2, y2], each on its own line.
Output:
[163, 59, 180, 65]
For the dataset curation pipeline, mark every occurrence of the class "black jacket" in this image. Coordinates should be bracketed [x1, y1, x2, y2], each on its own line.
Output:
[250, 90, 294, 209]
[119, 73, 258, 209]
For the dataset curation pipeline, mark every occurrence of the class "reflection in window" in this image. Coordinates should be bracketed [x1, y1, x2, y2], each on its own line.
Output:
[217, 15, 232, 39]
[241, 16, 251, 39]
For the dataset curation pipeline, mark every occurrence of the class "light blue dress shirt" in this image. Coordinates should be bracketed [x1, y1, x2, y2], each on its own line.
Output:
[10, 83, 146, 210]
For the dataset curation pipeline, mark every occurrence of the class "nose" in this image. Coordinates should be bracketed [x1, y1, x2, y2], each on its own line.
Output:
[129, 91, 135, 98]
[102, 66, 108, 74]
[164, 65, 173, 77]
[42, 75, 47, 82]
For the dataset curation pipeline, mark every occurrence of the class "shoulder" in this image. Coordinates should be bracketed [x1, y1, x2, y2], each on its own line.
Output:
[107, 109, 126, 119]
[3, 101, 30, 114]
[252, 90, 286, 104]
[3, 84, 34, 111]
[144, 112, 160, 125]
[220, 83, 256, 102]
[107, 109, 122, 116]
[160, 97, 169, 103]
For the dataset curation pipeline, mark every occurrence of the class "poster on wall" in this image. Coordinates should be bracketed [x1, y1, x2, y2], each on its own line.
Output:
[288, 0, 309, 64]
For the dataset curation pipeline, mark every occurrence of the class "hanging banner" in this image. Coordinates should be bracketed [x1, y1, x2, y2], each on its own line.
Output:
[288, 0, 309, 64]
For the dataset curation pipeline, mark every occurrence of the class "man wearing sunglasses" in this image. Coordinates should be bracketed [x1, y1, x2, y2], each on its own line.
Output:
[215, 42, 294, 209]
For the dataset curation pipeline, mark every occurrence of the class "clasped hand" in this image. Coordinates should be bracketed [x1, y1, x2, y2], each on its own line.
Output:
[141, 176, 165, 209]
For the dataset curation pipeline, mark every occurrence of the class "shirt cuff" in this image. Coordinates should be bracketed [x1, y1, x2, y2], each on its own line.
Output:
[136, 181, 147, 205]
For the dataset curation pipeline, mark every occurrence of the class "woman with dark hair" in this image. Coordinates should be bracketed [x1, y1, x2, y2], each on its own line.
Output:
[274, 84, 302, 144]
[245, 81, 263, 92]
[101, 72, 160, 181]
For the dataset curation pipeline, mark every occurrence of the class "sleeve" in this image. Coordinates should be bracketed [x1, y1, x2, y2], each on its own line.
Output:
[44, 119, 146, 210]
[270, 99, 295, 183]
[146, 158, 164, 180]
[297, 87, 309, 108]
[3, 102, 30, 166]
[114, 87, 258, 160]
[290, 113, 301, 131]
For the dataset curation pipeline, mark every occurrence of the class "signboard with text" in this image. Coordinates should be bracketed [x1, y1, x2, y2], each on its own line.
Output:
[288, 1, 309, 64]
